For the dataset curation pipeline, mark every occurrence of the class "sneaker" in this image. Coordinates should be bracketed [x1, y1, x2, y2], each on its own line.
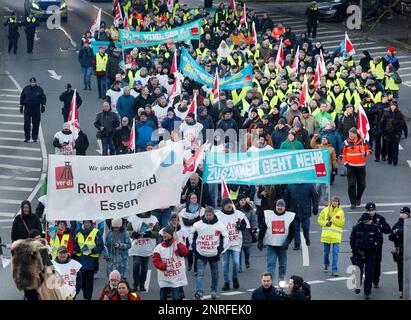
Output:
[331, 272, 339, 277]
[238, 269, 243, 273]
[382, 157, 386, 161]
[211, 292, 218, 300]
[400, 291, 403, 299]
[305, 239, 311, 246]
[187, 266, 192, 272]
[351, 204, 356, 209]
[24, 139, 29, 143]
[323, 267, 330, 273]
[355, 289, 361, 294]
[194, 292, 202, 300]
[293, 244, 301, 250]
[32, 139, 37, 143]
[364, 294, 370, 300]
[373, 283, 379, 288]
[222, 283, 230, 291]
[233, 278, 239, 289]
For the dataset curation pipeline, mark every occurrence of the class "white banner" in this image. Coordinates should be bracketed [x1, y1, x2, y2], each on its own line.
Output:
[46, 142, 183, 220]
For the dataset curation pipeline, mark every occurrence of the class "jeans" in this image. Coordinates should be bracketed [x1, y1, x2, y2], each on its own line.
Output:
[266, 245, 287, 281]
[160, 287, 184, 300]
[96, 74, 107, 98]
[347, 166, 366, 205]
[239, 246, 251, 270]
[222, 249, 240, 284]
[101, 136, 115, 155]
[132, 256, 150, 290]
[196, 258, 219, 295]
[81, 67, 92, 88]
[323, 243, 339, 273]
[293, 217, 310, 246]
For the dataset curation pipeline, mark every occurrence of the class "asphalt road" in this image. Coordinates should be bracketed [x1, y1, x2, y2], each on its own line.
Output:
[0, 0, 410, 300]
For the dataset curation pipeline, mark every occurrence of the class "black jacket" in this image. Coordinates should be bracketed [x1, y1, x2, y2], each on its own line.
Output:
[350, 221, 379, 253]
[11, 213, 42, 242]
[284, 184, 319, 218]
[59, 89, 82, 116]
[4, 17, 20, 37]
[24, 19, 39, 35]
[306, 5, 319, 24]
[94, 110, 120, 137]
[106, 54, 122, 80]
[357, 213, 391, 246]
[251, 286, 282, 300]
[389, 219, 404, 254]
[192, 215, 225, 262]
[113, 125, 131, 148]
[75, 130, 89, 155]
[78, 46, 94, 68]
[20, 85, 47, 110]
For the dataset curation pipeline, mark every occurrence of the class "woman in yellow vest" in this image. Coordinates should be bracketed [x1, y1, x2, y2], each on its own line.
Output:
[48, 221, 74, 259]
[317, 196, 345, 276]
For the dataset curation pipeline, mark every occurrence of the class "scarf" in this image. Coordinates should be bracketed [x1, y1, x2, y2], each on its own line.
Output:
[188, 203, 200, 213]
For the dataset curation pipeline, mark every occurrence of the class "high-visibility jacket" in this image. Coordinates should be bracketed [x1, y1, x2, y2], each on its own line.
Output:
[76, 228, 100, 258]
[264, 94, 279, 109]
[26, 17, 36, 23]
[327, 91, 345, 114]
[196, 47, 209, 57]
[127, 69, 139, 87]
[95, 53, 108, 72]
[384, 75, 399, 91]
[232, 88, 247, 105]
[49, 233, 70, 258]
[276, 88, 290, 102]
[344, 89, 361, 110]
[227, 55, 243, 67]
[317, 205, 345, 244]
[365, 89, 382, 104]
[369, 60, 384, 80]
[229, 187, 239, 200]
[271, 26, 285, 40]
[341, 137, 370, 167]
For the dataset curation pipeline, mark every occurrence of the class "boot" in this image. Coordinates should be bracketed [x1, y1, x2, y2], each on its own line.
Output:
[233, 278, 239, 289]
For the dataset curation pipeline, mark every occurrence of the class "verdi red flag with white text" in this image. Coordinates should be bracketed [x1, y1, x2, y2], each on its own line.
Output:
[299, 77, 308, 106]
[345, 32, 356, 56]
[357, 105, 370, 141]
[230, 0, 236, 10]
[185, 93, 197, 121]
[68, 89, 79, 133]
[170, 50, 178, 75]
[90, 8, 101, 35]
[251, 21, 257, 45]
[221, 179, 231, 200]
[291, 46, 299, 73]
[113, 2, 123, 27]
[128, 120, 135, 151]
[275, 39, 284, 68]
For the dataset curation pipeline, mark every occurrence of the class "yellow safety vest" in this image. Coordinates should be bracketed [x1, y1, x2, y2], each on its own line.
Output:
[128, 69, 139, 87]
[27, 17, 36, 23]
[49, 233, 70, 259]
[344, 89, 361, 109]
[230, 188, 239, 200]
[327, 91, 345, 114]
[384, 76, 399, 91]
[369, 60, 384, 80]
[276, 88, 289, 102]
[95, 53, 108, 72]
[365, 89, 382, 104]
[76, 228, 100, 258]
[232, 88, 247, 105]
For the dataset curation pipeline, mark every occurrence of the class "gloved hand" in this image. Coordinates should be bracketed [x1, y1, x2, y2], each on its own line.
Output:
[41, 105, 45, 113]
[143, 231, 152, 238]
[257, 242, 264, 251]
[19, 105, 23, 114]
[131, 232, 140, 239]
[326, 221, 332, 227]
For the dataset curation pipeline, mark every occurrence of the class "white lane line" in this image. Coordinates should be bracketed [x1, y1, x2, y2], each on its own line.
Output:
[0, 94, 19, 98]
[0, 164, 41, 172]
[0, 107, 18, 110]
[0, 121, 23, 125]
[383, 271, 398, 275]
[309, 231, 319, 234]
[246, 288, 256, 292]
[0, 114, 23, 118]
[1, 226, 12, 229]
[0, 145, 40, 152]
[0, 154, 42, 161]
[407, 160, 411, 167]
[0, 219, 15, 223]
[348, 210, 394, 214]
[0, 175, 39, 181]
[326, 277, 350, 281]
[0, 186, 35, 192]
[399, 144, 403, 150]
[0, 89, 19, 92]
[78, 0, 113, 18]
[0, 101, 19, 104]
[203, 295, 212, 300]
[301, 232, 310, 266]
[58, 27, 77, 48]
[0, 137, 25, 141]
[331, 202, 411, 209]
[0, 199, 23, 205]
[220, 291, 245, 296]
[306, 280, 325, 285]
[0, 213, 15, 218]
[355, 46, 386, 50]
[96, 139, 102, 155]
[398, 67, 411, 71]
[144, 270, 151, 293]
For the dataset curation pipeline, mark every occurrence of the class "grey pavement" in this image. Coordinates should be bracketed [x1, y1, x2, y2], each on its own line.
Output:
[0, 0, 410, 300]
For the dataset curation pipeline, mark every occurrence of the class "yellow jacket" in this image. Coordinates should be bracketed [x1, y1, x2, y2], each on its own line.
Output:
[317, 205, 345, 244]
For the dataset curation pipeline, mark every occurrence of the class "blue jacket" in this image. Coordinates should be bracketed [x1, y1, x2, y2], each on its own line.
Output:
[73, 228, 104, 271]
[116, 95, 135, 121]
[136, 119, 156, 150]
[320, 128, 343, 157]
[161, 115, 182, 133]
[284, 183, 319, 218]
[271, 125, 289, 149]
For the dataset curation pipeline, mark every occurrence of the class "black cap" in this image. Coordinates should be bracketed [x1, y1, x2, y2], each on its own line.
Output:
[162, 225, 174, 237]
[390, 99, 398, 106]
[222, 197, 232, 206]
[365, 202, 376, 211]
[66, 83, 72, 89]
[29, 77, 37, 82]
[400, 207, 410, 215]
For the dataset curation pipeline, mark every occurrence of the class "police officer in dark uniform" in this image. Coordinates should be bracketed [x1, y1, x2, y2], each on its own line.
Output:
[357, 202, 391, 289]
[350, 213, 380, 299]
[3, 12, 21, 54]
[24, 13, 39, 53]
[19, 77, 47, 143]
[305, 1, 319, 39]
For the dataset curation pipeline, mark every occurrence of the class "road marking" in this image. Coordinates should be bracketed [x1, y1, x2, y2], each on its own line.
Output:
[399, 144, 403, 150]
[309, 231, 319, 234]
[220, 291, 245, 296]
[0, 107, 18, 110]
[246, 288, 256, 292]
[0, 164, 41, 172]
[78, 0, 113, 18]
[0, 154, 42, 161]
[0, 199, 23, 205]
[327, 202, 411, 209]
[0, 94, 19, 98]
[0, 145, 40, 152]
[58, 27, 77, 48]
[383, 271, 398, 275]
[1, 226, 12, 229]
[0, 121, 23, 125]
[348, 210, 394, 214]
[144, 270, 151, 293]
[407, 160, 411, 167]
[0, 129, 23, 133]
[0, 186, 35, 192]
[0, 101, 18, 104]
[306, 280, 325, 285]
[326, 277, 350, 281]
[0, 175, 38, 181]
[96, 139, 102, 155]
[48, 70, 62, 81]
[1, 114, 23, 118]
[0, 219, 14, 223]
[0, 137, 25, 141]
[203, 295, 212, 300]
[301, 232, 310, 266]
[0, 88, 19, 92]
[398, 67, 411, 71]
[0, 213, 15, 218]
[4, 7, 13, 12]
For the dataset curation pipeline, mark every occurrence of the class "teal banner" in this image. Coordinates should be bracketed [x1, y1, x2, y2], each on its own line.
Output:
[203, 149, 330, 185]
[180, 47, 253, 90]
[119, 20, 202, 49]
[90, 41, 121, 55]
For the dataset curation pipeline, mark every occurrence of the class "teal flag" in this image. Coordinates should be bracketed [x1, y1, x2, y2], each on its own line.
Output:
[203, 149, 330, 185]
[119, 20, 202, 49]
[180, 47, 253, 90]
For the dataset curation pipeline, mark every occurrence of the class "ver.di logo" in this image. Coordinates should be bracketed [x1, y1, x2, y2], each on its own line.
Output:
[160, 150, 176, 167]
[55, 161, 74, 190]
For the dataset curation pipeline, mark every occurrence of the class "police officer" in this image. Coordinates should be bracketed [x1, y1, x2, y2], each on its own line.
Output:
[19, 77, 47, 143]
[305, 1, 318, 39]
[3, 12, 21, 54]
[350, 213, 380, 299]
[357, 202, 391, 289]
[24, 13, 39, 53]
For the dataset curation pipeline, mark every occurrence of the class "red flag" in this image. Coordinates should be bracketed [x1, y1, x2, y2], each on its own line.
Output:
[319, 50, 327, 75]
[168, 76, 181, 107]
[251, 21, 257, 45]
[357, 105, 370, 141]
[212, 70, 219, 104]
[113, 2, 123, 27]
[170, 50, 178, 75]
[123, 10, 129, 28]
[68, 89, 79, 132]
[221, 179, 231, 200]
[128, 119, 135, 151]
[230, 0, 236, 10]
[314, 62, 321, 90]
[185, 93, 197, 121]
[183, 142, 207, 174]
[90, 8, 101, 35]
[345, 32, 356, 56]
[291, 45, 299, 73]
[239, 3, 246, 27]
[299, 77, 308, 106]
[274, 39, 284, 68]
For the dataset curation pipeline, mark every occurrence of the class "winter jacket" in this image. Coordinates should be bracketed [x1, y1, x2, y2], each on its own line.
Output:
[136, 119, 156, 150]
[113, 125, 131, 148]
[161, 115, 182, 133]
[319, 128, 343, 157]
[318, 205, 345, 244]
[134, 94, 153, 109]
[75, 130, 89, 155]
[380, 109, 408, 139]
[105, 229, 132, 278]
[98, 282, 118, 300]
[106, 54, 122, 80]
[257, 185, 283, 211]
[20, 85, 46, 111]
[11, 213, 42, 242]
[310, 138, 338, 171]
[237, 204, 258, 248]
[341, 137, 370, 167]
[78, 46, 94, 68]
[116, 94, 136, 121]
[59, 89, 82, 118]
[280, 139, 304, 150]
[216, 118, 238, 132]
[271, 125, 290, 149]
[357, 213, 391, 246]
[94, 110, 120, 137]
[251, 286, 282, 300]
[294, 128, 310, 149]
[197, 114, 214, 138]
[181, 180, 211, 207]
[301, 115, 320, 137]
[338, 114, 357, 140]
[284, 184, 319, 218]
[389, 219, 404, 256]
[73, 228, 104, 271]
[110, 292, 141, 300]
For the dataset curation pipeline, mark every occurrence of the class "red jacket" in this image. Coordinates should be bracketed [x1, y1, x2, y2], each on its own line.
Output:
[110, 292, 141, 300]
[152, 240, 189, 271]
